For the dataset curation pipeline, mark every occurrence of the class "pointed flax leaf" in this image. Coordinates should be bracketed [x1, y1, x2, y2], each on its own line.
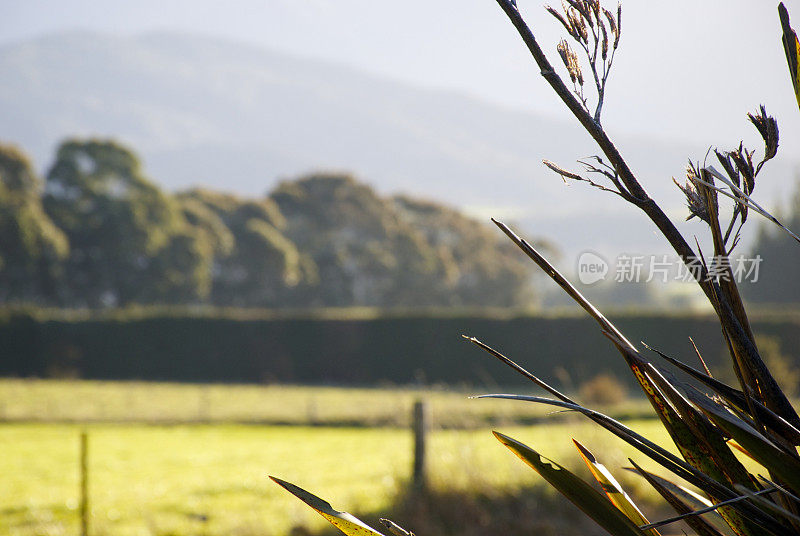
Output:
[572, 439, 660, 535]
[481, 394, 781, 535]
[779, 2, 800, 109]
[644, 342, 800, 444]
[624, 466, 716, 510]
[491, 219, 636, 350]
[493, 432, 647, 536]
[478, 394, 735, 498]
[626, 463, 733, 536]
[685, 390, 800, 492]
[610, 340, 763, 533]
[644, 341, 746, 410]
[645, 364, 756, 491]
[270, 476, 386, 536]
[606, 340, 754, 507]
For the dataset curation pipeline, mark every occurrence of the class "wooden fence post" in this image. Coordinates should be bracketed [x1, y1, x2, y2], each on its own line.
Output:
[79, 431, 89, 536]
[412, 400, 428, 490]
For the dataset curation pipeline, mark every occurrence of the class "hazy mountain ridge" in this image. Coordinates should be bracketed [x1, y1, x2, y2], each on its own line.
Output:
[1, 30, 796, 260]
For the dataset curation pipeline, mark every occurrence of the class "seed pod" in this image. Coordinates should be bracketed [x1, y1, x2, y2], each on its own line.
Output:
[603, 8, 619, 47]
[675, 163, 712, 224]
[566, 8, 588, 42]
[583, 1, 595, 29]
[714, 150, 740, 189]
[747, 105, 779, 163]
[557, 39, 571, 71]
[557, 39, 577, 84]
[547, 5, 574, 36]
[600, 21, 609, 60]
[566, 0, 591, 21]
[730, 143, 756, 195]
[571, 50, 584, 85]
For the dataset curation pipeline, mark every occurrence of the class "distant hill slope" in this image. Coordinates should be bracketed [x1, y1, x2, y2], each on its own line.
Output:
[1, 31, 796, 260]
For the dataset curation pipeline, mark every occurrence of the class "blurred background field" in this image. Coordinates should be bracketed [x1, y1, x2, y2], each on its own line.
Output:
[0, 418, 675, 536]
[0, 315, 795, 536]
[0, 379, 651, 426]
[5, 310, 791, 536]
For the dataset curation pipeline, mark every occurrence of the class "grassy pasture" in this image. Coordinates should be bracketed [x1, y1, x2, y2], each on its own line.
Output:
[0, 379, 650, 426]
[1, 420, 677, 536]
[4, 380, 758, 536]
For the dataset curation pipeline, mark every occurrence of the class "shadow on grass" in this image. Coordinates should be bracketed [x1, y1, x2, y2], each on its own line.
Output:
[290, 484, 617, 536]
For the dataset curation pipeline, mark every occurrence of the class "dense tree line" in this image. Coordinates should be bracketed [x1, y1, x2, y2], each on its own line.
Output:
[0, 139, 537, 308]
[745, 181, 800, 304]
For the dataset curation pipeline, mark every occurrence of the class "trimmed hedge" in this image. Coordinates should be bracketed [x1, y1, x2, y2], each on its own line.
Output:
[1, 308, 799, 387]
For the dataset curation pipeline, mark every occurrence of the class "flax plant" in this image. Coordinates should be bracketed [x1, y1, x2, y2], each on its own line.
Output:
[273, 3, 800, 535]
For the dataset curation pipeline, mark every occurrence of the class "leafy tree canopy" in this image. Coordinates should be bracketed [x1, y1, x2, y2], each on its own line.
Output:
[0, 143, 68, 302]
[270, 173, 537, 307]
[745, 181, 800, 304]
[178, 188, 314, 307]
[2, 140, 539, 309]
[43, 139, 205, 306]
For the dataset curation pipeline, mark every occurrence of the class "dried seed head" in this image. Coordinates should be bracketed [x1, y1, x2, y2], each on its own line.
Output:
[557, 39, 583, 85]
[603, 8, 619, 47]
[547, 5, 574, 36]
[615, 3, 622, 48]
[564, 3, 588, 41]
[583, 1, 595, 29]
[747, 105, 779, 164]
[675, 178, 708, 223]
[675, 162, 712, 224]
[560, 1, 581, 40]
[579, 18, 589, 42]
[566, 8, 588, 42]
[557, 39, 571, 71]
[600, 22, 609, 60]
[566, 0, 591, 22]
[730, 143, 756, 196]
[715, 150, 748, 222]
[573, 53, 584, 85]
[714, 149, 740, 189]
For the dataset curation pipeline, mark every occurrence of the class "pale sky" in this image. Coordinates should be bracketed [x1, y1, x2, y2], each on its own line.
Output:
[2, 0, 799, 149]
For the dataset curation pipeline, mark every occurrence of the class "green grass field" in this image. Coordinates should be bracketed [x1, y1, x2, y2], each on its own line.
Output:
[2, 380, 729, 536]
[1, 420, 683, 536]
[0, 379, 650, 426]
